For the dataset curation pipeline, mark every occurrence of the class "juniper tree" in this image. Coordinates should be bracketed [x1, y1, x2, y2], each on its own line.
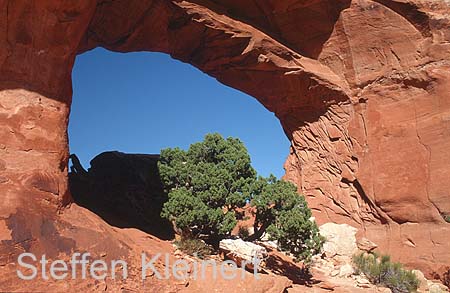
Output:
[159, 133, 255, 240]
[159, 133, 323, 261]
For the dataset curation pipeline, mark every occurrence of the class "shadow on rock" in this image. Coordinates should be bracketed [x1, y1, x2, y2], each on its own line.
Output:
[69, 151, 174, 240]
[265, 248, 320, 286]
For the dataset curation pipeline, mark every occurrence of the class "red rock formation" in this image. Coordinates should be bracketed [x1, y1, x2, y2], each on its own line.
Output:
[0, 0, 449, 290]
[69, 151, 174, 239]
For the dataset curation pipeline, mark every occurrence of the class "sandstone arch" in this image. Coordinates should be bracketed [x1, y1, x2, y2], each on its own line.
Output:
[1, 0, 450, 288]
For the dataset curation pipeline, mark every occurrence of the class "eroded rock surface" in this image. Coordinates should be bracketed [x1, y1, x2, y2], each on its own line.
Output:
[1, 0, 450, 290]
[319, 223, 358, 264]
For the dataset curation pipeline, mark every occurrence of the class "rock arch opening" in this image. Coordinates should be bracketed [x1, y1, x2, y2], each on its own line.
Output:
[67, 48, 290, 239]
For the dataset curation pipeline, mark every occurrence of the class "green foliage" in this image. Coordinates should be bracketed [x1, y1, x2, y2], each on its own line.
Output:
[237, 226, 250, 239]
[251, 175, 324, 263]
[160, 133, 255, 239]
[160, 133, 323, 262]
[353, 252, 420, 293]
[174, 238, 214, 259]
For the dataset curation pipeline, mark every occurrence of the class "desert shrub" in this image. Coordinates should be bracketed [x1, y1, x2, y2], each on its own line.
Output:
[174, 238, 214, 259]
[237, 226, 250, 239]
[353, 252, 419, 293]
[160, 133, 323, 262]
[253, 176, 324, 263]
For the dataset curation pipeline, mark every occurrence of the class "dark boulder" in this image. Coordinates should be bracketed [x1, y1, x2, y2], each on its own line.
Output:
[69, 151, 174, 240]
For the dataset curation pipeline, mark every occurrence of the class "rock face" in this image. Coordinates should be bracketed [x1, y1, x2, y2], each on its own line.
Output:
[219, 238, 268, 271]
[1, 0, 450, 288]
[319, 223, 359, 264]
[356, 237, 378, 253]
[69, 151, 173, 239]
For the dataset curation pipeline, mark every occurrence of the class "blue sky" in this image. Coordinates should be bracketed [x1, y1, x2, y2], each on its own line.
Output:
[69, 48, 289, 178]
